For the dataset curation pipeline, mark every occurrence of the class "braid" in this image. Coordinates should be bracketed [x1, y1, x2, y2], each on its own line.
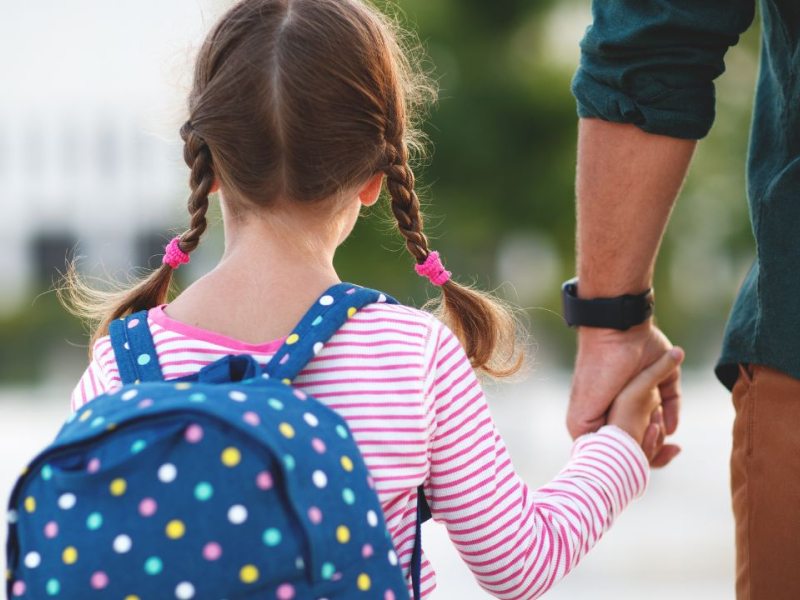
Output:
[384, 140, 429, 263]
[383, 135, 524, 379]
[179, 121, 214, 255]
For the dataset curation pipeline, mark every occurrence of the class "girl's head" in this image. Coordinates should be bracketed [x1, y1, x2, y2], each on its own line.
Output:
[64, 0, 523, 377]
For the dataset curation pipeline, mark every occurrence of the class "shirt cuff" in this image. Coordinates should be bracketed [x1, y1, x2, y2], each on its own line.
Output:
[570, 424, 650, 506]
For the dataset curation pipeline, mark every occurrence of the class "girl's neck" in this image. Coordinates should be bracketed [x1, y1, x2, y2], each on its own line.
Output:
[164, 203, 348, 345]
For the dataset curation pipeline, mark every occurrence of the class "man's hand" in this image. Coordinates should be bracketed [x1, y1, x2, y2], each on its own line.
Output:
[568, 320, 682, 467]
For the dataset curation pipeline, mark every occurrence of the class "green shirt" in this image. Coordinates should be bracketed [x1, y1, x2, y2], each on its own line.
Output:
[571, 0, 800, 390]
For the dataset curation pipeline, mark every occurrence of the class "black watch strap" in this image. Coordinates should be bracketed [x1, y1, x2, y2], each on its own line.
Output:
[561, 278, 654, 331]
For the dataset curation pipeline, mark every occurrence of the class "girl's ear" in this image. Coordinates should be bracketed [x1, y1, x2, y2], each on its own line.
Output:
[358, 173, 384, 207]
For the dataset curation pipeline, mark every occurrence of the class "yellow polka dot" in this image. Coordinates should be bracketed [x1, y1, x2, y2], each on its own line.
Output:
[20, 467, 28, 476]
[166, 519, 186, 539]
[221, 447, 241, 467]
[336, 525, 350, 544]
[240, 564, 259, 584]
[124, 596, 141, 600]
[6, 568, 11, 581]
[110, 478, 127, 496]
[340, 456, 354, 472]
[24, 496, 36, 513]
[279, 423, 295, 439]
[79, 409, 92, 422]
[347, 307, 357, 318]
[106, 423, 117, 431]
[286, 333, 300, 345]
[357, 573, 371, 591]
[134, 379, 141, 385]
[62, 546, 78, 565]
[282, 378, 291, 385]
[174, 382, 191, 390]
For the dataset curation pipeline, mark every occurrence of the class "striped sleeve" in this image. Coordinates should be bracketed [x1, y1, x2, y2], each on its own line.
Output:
[69, 336, 121, 412]
[422, 321, 649, 600]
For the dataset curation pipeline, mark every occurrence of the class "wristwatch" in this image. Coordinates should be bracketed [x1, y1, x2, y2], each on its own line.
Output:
[561, 277, 654, 331]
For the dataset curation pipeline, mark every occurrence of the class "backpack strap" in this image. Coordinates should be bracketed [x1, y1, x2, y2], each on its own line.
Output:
[411, 486, 432, 600]
[108, 310, 165, 385]
[264, 283, 396, 382]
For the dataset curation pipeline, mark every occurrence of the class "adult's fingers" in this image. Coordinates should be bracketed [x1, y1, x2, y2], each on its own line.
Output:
[659, 366, 682, 435]
[650, 443, 682, 468]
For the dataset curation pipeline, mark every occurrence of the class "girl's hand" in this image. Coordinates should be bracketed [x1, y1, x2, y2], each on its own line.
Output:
[607, 347, 685, 448]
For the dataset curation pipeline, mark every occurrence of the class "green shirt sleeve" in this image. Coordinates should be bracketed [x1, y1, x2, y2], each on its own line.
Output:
[571, 0, 755, 139]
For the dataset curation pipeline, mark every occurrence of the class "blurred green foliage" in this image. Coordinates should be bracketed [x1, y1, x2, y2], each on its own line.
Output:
[0, 0, 761, 383]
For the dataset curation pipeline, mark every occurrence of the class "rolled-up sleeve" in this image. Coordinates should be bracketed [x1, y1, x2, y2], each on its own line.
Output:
[572, 0, 755, 139]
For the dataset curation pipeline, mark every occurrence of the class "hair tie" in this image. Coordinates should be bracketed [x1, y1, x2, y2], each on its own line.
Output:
[415, 251, 451, 286]
[163, 237, 190, 269]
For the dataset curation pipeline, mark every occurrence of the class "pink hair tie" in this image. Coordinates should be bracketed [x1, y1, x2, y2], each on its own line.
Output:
[163, 237, 190, 269]
[415, 251, 451, 286]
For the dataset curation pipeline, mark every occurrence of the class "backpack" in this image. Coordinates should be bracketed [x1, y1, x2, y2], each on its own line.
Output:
[6, 283, 431, 600]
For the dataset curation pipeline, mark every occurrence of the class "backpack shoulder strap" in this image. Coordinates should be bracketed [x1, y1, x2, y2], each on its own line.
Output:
[108, 310, 165, 385]
[264, 283, 397, 382]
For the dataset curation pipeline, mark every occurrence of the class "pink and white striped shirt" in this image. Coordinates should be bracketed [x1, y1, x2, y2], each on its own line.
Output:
[72, 301, 649, 599]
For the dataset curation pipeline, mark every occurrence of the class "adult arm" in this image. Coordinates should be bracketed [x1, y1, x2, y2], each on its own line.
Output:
[568, 0, 755, 464]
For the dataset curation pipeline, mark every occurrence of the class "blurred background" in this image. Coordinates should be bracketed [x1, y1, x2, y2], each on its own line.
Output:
[1, 0, 758, 598]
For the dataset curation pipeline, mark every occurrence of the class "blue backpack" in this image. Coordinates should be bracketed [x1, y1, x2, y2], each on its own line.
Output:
[6, 283, 431, 600]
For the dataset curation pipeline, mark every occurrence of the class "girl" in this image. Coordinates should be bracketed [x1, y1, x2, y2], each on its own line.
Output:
[65, 0, 681, 598]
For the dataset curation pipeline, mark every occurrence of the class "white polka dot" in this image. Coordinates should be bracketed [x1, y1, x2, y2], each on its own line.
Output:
[313, 342, 323, 355]
[175, 581, 195, 600]
[367, 510, 378, 527]
[121, 390, 138, 401]
[113, 534, 132, 554]
[24, 552, 41, 569]
[58, 493, 77, 510]
[312, 470, 328, 489]
[123, 342, 130, 350]
[388, 550, 398, 566]
[319, 295, 334, 306]
[303, 413, 319, 427]
[295, 556, 305, 570]
[228, 504, 248, 524]
[229, 391, 247, 402]
[158, 463, 178, 483]
[7, 510, 18, 524]
[378, 294, 387, 303]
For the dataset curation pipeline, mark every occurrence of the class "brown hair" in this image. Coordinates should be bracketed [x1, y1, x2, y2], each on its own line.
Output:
[62, 0, 523, 378]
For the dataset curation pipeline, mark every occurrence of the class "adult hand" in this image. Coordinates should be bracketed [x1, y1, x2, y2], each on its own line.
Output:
[568, 321, 682, 467]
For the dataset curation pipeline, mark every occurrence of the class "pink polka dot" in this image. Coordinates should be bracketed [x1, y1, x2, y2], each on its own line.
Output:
[243, 411, 261, 426]
[276, 583, 295, 600]
[87, 458, 101, 473]
[308, 506, 322, 524]
[139, 497, 157, 517]
[362, 543, 374, 558]
[90, 571, 109, 590]
[331, 572, 342, 582]
[127, 318, 140, 329]
[256, 471, 273, 490]
[346, 288, 356, 294]
[385, 591, 396, 600]
[185, 424, 204, 443]
[137, 398, 154, 410]
[44, 521, 58, 539]
[203, 542, 222, 561]
[12, 581, 25, 597]
[293, 389, 307, 400]
[311, 438, 326, 454]
[367, 475, 375, 490]
[279, 354, 290, 365]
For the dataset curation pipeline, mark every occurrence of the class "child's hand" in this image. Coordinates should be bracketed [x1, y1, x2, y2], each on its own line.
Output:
[607, 347, 685, 449]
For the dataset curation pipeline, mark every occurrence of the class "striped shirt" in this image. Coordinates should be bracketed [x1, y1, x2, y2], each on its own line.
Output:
[72, 301, 649, 599]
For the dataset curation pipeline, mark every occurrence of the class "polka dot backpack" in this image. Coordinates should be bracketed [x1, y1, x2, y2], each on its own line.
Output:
[6, 284, 429, 600]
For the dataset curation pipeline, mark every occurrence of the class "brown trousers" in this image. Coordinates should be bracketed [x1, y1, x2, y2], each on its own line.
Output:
[731, 364, 800, 600]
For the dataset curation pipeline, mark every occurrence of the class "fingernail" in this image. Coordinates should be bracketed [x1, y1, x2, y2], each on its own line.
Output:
[669, 347, 683, 361]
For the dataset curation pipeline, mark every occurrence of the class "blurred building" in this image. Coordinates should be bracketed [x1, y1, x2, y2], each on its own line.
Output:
[1, 104, 183, 314]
